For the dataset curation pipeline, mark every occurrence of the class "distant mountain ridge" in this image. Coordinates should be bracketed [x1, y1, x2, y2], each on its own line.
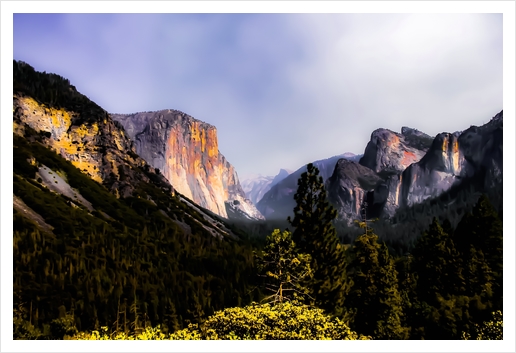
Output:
[256, 153, 362, 220]
[241, 169, 292, 205]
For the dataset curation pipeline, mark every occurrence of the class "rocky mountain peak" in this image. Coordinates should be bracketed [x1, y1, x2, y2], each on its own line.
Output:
[271, 169, 291, 185]
[359, 128, 430, 174]
[112, 111, 263, 220]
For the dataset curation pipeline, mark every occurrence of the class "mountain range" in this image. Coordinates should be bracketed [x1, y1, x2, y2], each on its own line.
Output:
[257, 117, 502, 225]
[13, 60, 271, 331]
[12, 60, 503, 232]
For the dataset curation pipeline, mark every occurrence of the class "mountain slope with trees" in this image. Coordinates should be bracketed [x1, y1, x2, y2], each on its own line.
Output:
[12, 60, 263, 336]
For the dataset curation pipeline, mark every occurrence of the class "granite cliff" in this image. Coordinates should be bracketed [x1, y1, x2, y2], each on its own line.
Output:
[112, 111, 264, 220]
[328, 114, 503, 222]
[13, 94, 153, 199]
[326, 159, 382, 221]
[359, 126, 433, 175]
[372, 112, 503, 216]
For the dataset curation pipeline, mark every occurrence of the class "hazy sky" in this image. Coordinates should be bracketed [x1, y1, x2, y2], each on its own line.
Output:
[13, 13, 503, 179]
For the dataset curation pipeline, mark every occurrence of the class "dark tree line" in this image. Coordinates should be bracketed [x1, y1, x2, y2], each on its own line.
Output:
[258, 163, 503, 340]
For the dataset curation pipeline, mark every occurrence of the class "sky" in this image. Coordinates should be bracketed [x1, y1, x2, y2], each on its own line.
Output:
[12, 12, 503, 180]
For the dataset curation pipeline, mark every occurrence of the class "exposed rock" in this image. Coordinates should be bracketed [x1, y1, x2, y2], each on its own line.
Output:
[326, 159, 382, 222]
[112, 111, 264, 220]
[300, 127, 433, 222]
[372, 112, 503, 217]
[359, 127, 432, 174]
[37, 164, 94, 211]
[13, 195, 54, 234]
[13, 94, 161, 199]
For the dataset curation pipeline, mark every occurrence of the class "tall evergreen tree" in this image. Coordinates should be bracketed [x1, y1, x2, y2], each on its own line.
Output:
[410, 218, 469, 339]
[287, 163, 347, 315]
[346, 231, 409, 339]
[255, 229, 312, 304]
[454, 194, 503, 308]
[412, 218, 465, 301]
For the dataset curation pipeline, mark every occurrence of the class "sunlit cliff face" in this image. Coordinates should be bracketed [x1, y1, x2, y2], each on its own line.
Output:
[111, 111, 264, 220]
[14, 95, 103, 182]
[360, 129, 428, 174]
[163, 120, 229, 217]
[13, 95, 148, 198]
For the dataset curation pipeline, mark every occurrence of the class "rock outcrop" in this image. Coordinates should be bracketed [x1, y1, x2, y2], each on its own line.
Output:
[326, 159, 382, 221]
[292, 128, 434, 223]
[359, 127, 433, 174]
[13, 94, 158, 198]
[313, 115, 502, 223]
[112, 111, 264, 220]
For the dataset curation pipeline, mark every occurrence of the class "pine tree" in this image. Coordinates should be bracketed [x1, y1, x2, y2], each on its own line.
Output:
[454, 195, 502, 308]
[287, 163, 347, 315]
[412, 218, 465, 301]
[255, 229, 312, 304]
[346, 231, 409, 339]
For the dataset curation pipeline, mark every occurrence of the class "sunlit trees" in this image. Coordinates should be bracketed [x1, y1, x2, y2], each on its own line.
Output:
[255, 229, 312, 303]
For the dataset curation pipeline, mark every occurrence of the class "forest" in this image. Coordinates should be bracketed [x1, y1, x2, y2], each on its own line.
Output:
[12, 60, 503, 340]
[13, 158, 503, 340]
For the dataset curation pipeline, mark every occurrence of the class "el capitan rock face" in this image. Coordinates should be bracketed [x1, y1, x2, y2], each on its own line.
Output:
[112, 111, 263, 220]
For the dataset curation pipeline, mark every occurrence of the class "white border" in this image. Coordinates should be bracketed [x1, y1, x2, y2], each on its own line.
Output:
[1, 1, 514, 352]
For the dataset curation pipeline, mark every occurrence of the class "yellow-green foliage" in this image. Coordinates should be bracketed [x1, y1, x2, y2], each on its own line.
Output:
[72, 326, 168, 340]
[169, 301, 370, 340]
[255, 229, 313, 304]
[72, 302, 370, 340]
[71, 302, 369, 340]
[462, 311, 503, 340]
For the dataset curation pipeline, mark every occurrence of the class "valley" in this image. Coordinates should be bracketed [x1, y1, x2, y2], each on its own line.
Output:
[12, 60, 504, 340]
